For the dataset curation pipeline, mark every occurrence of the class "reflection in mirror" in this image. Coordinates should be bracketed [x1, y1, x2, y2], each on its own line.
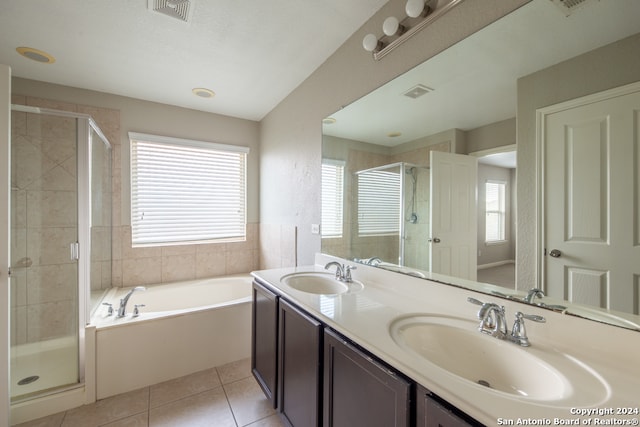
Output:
[321, 0, 640, 330]
[354, 162, 429, 270]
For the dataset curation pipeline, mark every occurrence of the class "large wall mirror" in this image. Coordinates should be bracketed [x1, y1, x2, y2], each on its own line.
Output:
[321, 0, 640, 330]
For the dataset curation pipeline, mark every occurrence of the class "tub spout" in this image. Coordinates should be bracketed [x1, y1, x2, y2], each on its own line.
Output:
[117, 286, 146, 318]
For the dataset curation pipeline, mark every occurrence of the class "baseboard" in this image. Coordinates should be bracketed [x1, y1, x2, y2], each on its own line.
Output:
[477, 259, 515, 270]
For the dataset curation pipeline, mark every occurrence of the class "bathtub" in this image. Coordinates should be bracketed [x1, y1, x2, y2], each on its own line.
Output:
[92, 274, 252, 399]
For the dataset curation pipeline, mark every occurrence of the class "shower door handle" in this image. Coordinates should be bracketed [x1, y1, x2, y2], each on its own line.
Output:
[428, 237, 441, 243]
[70, 242, 79, 261]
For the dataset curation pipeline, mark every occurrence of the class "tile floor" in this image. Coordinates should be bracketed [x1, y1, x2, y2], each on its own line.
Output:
[14, 358, 285, 427]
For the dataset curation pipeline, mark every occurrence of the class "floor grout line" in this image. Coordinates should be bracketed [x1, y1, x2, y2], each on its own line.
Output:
[14, 359, 269, 427]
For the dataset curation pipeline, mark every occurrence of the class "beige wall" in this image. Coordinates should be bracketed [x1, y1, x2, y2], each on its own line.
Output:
[11, 79, 261, 287]
[466, 118, 516, 154]
[259, 0, 529, 266]
[516, 32, 640, 288]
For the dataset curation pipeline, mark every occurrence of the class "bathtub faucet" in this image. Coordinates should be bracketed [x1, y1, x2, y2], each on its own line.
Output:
[117, 286, 146, 318]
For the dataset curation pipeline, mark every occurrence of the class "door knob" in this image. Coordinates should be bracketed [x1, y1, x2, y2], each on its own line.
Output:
[428, 237, 441, 243]
[549, 249, 562, 258]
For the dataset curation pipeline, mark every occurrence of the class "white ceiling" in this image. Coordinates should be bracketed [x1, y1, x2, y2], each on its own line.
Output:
[0, 0, 387, 121]
[478, 151, 516, 169]
[322, 0, 640, 146]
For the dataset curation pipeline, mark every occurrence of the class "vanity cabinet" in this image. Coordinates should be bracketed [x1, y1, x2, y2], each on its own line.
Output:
[252, 278, 480, 427]
[251, 281, 279, 408]
[416, 385, 481, 427]
[323, 328, 412, 427]
[278, 298, 323, 427]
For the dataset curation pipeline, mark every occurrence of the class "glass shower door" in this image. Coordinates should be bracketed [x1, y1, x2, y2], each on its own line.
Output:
[10, 108, 80, 400]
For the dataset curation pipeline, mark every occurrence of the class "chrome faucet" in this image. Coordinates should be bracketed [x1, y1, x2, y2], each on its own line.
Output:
[467, 297, 545, 347]
[117, 286, 146, 318]
[524, 288, 545, 304]
[324, 262, 357, 282]
[511, 311, 545, 347]
[477, 302, 508, 339]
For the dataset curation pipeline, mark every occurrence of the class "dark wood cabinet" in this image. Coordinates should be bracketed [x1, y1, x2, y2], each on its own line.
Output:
[278, 298, 323, 427]
[252, 278, 481, 427]
[416, 385, 481, 427]
[251, 280, 279, 408]
[323, 328, 412, 427]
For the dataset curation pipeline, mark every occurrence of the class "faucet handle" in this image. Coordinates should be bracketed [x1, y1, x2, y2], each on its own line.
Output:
[517, 312, 546, 323]
[511, 311, 546, 347]
[467, 297, 485, 306]
[344, 265, 356, 282]
[133, 304, 146, 317]
[102, 302, 114, 316]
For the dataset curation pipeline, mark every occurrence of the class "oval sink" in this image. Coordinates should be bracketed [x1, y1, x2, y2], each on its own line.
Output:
[389, 314, 608, 405]
[280, 272, 363, 295]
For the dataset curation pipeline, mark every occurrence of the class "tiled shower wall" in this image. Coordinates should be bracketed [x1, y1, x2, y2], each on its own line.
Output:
[11, 95, 262, 343]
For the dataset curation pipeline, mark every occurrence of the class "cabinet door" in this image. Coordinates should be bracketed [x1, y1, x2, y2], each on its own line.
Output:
[279, 298, 323, 427]
[251, 280, 279, 408]
[323, 329, 411, 427]
[416, 386, 481, 427]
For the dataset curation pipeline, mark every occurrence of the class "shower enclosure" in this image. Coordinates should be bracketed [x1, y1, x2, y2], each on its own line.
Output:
[9, 105, 112, 402]
[353, 162, 430, 270]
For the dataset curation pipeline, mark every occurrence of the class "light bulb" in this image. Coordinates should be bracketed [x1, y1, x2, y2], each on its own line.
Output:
[362, 34, 379, 52]
[405, 0, 425, 18]
[383, 16, 400, 36]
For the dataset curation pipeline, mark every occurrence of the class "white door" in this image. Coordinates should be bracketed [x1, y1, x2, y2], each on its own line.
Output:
[542, 86, 640, 313]
[430, 151, 478, 280]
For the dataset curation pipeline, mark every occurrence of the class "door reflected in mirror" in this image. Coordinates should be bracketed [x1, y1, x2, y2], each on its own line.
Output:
[321, 0, 640, 330]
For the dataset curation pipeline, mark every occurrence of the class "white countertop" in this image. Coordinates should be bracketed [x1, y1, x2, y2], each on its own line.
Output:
[252, 255, 640, 426]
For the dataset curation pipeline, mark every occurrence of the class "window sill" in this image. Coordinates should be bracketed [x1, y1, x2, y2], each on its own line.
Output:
[485, 240, 508, 246]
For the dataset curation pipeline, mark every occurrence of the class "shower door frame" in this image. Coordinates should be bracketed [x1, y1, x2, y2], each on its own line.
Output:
[8, 104, 112, 400]
[1, 64, 11, 427]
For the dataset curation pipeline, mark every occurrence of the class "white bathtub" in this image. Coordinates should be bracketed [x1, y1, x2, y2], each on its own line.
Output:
[92, 274, 253, 399]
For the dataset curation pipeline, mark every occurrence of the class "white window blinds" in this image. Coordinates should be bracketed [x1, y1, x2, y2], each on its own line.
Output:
[357, 170, 401, 236]
[485, 181, 506, 242]
[130, 132, 249, 247]
[321, 160, 345, 238]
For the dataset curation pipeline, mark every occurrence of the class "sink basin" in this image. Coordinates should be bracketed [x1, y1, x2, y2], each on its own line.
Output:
[281, 272, 363, 295]
[389, 314, 608, 404]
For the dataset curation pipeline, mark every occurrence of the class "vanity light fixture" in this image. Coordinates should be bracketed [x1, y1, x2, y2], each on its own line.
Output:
[363, 0, 466, 60]
[16, 47, 56, 64]
[192, 87, 215, 98]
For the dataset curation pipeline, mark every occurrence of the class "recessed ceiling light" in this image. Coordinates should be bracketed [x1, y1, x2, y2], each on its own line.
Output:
[387, 131, 402, 138]
[192, 88, 215, 98]
[16, 47, 55, 64]
[322, 117, 337, 125]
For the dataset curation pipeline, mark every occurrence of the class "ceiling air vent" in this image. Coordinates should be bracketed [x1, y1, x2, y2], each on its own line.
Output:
[549, 0, 597, 17]
[149, 0, 192, 22]
[403, 84, 433, 99]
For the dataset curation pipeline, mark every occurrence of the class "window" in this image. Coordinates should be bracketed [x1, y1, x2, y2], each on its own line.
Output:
[485, 181, 506, 243]
[357, 169, 401, 236]
[321, 160, 345, 238]
[129, 132, 249, 247]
